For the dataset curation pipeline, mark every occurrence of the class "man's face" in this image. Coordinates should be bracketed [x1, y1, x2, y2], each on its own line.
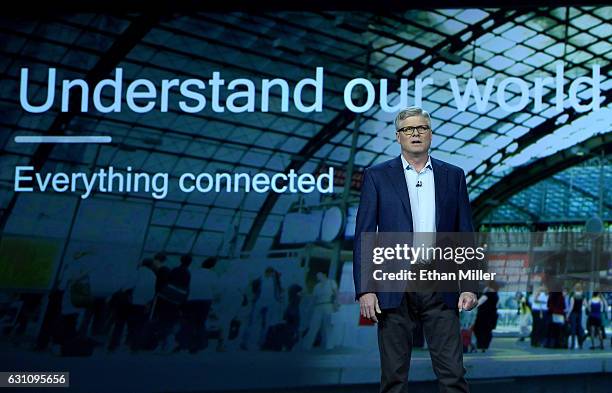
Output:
[395, 115, 432, 155]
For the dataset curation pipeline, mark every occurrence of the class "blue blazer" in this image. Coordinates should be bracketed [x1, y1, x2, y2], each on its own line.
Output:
[353, 155, 478, 310]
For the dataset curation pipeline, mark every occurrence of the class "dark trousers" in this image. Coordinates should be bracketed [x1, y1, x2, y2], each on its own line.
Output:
[153, 297, 180, 345]
[127, 305, 149, 350]
[176, 300, 212, 352]
[54, 313, 79, 346]
[546, 322, 563, 348]
[108, 315, 127, 351]
[108, 299, 132, 351]
[473, 325, 493, 350]
[531, 310, 548, 346]
[79, 298, 106, 337]
[35, 290, 63, 350]
[377, 292, 469, 393]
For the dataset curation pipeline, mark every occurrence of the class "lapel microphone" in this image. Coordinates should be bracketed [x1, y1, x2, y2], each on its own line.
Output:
[416, 180, 423, 187]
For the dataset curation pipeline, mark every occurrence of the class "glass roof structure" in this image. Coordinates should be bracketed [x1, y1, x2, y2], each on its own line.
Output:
[0, 7, 610, 259]
[484, 154, 611, 225]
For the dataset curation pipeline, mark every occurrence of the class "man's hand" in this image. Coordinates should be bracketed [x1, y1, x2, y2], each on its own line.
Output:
[458, 292, 477, 311]
[359, 293, 382, 322]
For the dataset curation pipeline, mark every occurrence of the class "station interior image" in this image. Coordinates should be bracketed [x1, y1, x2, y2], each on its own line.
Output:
[0, 6, 611, 393]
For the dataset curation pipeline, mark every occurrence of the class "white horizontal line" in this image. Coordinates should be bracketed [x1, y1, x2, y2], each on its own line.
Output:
[14, 136, 113, 144]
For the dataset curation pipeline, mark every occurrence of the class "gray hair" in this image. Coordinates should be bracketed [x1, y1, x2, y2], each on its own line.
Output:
[394, 106, 432, 131]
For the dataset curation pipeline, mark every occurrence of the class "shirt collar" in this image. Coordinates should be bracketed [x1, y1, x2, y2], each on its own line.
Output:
[401, 154, 433, 172]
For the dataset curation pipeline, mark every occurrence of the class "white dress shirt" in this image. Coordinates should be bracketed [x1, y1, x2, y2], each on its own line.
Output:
[188, 267, 219, 301]
[532, 292, 549, 311]
[131, 266, 156, 305]
[313, 278, 338, 305]
[401, 154, 436, 233]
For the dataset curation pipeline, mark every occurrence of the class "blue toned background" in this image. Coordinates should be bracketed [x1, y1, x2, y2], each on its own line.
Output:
[0, 6, 611, 393]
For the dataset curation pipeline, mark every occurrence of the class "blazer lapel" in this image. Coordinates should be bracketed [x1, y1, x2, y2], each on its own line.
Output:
[431, 157, 448, 229]
[385, 156, 413, 231]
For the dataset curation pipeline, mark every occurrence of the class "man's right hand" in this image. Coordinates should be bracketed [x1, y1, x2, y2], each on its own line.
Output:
[359, 293, 382, 322]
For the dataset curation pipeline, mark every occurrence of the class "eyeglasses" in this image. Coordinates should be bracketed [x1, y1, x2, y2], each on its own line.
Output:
[397, 125, 431, 137]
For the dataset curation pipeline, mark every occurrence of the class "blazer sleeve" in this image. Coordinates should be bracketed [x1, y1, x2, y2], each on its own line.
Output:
[353, 168, 378, 300]
[456, 170, 480, 295]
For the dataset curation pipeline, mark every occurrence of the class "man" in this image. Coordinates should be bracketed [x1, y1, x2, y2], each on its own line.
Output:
[179, 257, 219, 353]
[154, 253, 190, 352]
[245, 267, 283, 350]
[353, 106, 478, 393]
[301, 271, 339, 350]
[530, 285, 548, 347]
[126, 258, 156, 351]
[168, 254, 193, 352]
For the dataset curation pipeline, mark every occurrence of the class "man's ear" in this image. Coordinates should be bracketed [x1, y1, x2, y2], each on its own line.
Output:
[395, 132, 401, 144]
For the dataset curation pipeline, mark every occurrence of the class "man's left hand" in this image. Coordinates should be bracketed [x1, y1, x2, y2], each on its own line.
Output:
[458, 292, 477, 311]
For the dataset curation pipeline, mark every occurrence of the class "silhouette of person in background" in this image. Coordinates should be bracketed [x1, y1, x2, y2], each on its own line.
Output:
[473, 280, 499, 352]
[284, 284, 303, 350]
[546, 288, 566, 348]
[153, 253, 189, 352]
[301, 271, 338, 350]
[243, 267, 283, 350]
[530, 286, 548, 347]
[588, 291, 608, 350]
[517, 292, 532, 343]
[55, 252, 93, 352]
[106, 285, 132, 352]
[153, 252, 170, 293]
[178, 257, 218, 353]
[170, 254, 192, 352]
[215, 259, 250, 352]
[127, 258, 156, 351]
[567, 283, 586, 349]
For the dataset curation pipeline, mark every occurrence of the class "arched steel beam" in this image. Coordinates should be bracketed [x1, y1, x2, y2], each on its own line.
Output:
[466, 64, 611, 185]
[243, 8, 522, 251]
[472, 132, 612, 225]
